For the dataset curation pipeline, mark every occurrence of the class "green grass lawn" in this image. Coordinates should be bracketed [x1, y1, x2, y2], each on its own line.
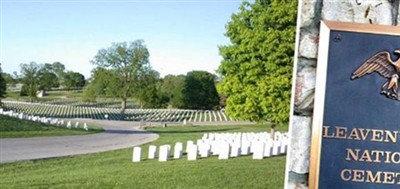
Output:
[0, 124, 287, 189]
[0, 115, 103, 138]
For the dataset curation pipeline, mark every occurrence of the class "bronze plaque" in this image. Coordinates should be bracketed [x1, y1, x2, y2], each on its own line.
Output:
[309, 21, 400, 189]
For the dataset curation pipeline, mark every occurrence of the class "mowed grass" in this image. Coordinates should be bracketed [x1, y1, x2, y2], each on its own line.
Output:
[0, 115, 103, 138]
[0, 124, 287, 189]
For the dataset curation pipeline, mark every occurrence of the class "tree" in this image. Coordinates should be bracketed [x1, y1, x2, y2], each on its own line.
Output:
[0, 63, 6, 105]
[218, 0, 297, 133]
[20, 62, 41, 101]
[161, 74, 186, 108]
[1, 72, 17, 87]
[63, 71, 85, 90]
[135, 70, 164, 108]
[182, 71, 220, 110]
[82, 67, 121, 102]
[91, 40, 151, 114]
[38, 69, 59, 91]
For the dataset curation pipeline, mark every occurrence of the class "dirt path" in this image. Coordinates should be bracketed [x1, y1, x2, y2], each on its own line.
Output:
[0, 119, 159, 163]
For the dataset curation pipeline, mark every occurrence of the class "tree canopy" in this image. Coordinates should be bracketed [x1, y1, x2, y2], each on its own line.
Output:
[91, 40, 151, 114]
[160, 74, 186, 108]
[0, 63, 6, 104]
[63, 71, 85, 90]
[20, 62, 41, 101]
[38, 69, 59, 91]
[183, 71, 220, 110]
[218, 0, 297, 124]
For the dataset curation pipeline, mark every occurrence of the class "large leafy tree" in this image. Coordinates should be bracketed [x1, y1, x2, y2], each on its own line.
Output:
[0, 63, 6, 105]
[183, 71, 220, 110]
[218, 0, 297, 128]
[91, 40, 151, 114]
[161, 74, 186, 108]
[38, 70, 59, 91]
[83, 67, 121, 101]
[20, 62, 41, 101]
[1, 72, 17, 87]
[135, 69, 164, 108]
[63, 71, 85, 90]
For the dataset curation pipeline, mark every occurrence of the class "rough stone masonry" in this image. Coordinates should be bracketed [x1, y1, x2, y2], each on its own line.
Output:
[287, 0, 399, 188]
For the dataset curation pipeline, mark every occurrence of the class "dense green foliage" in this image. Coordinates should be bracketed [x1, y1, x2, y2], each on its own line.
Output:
[135, 70, 165, 108]
[1, 72, 16, 88]
[218, 0, 297, 124]
[0, 115, 102, 138]
[0, 124, 287, 188]
[91, 40, 152, 114]
[63, 71, 86, 90]
[37, 62, 67, 90]
[161, 74, 186, 108]
[20, 62, 41, 101]
[38, 71, 59, 91]
[0, 64, 6, 104]
[183, 71, 220, 110]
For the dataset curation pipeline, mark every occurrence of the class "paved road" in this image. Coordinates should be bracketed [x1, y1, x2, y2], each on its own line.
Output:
[0, 119, 159, 163]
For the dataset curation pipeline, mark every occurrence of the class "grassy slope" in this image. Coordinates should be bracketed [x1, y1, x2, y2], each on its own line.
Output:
[0, 115, 103, 138]
[0, 124, 287, 189]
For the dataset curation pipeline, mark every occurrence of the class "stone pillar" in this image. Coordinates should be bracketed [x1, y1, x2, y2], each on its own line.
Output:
[287, 0, 399, 188]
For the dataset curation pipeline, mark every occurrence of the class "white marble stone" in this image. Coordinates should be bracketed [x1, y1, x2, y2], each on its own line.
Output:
[240, 141, 251, 155]
[272, 141, 281, 156]
[230, 145, 240, 158]
[132, 147, 141, 162]
[252, 141, 265, 160]
[218, 142, 230, 160]
[199, 143, 211, 158]
[66, 121, 72, 129]
[83, 123, 89, 131]
[148, 145, 157, 159]
[159, 145, 170, 162]
[264, 142, 273, 157]
[174, 142, 183, 159]
[187, 144, 198, 161]
[186, 140, 194, 153]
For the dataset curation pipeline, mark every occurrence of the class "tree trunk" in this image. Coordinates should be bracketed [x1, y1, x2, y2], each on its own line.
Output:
[120, 96, 127, 116]
[270, 122, 276, 140]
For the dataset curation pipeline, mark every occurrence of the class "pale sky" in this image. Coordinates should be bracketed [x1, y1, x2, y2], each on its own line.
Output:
[0, 0, 243, 78]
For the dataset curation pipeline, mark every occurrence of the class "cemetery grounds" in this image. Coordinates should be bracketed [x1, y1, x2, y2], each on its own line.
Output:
[0, 93, 287, 188]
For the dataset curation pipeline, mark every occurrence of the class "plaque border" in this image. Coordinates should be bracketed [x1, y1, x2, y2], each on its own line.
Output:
[308, 21, 400, 189]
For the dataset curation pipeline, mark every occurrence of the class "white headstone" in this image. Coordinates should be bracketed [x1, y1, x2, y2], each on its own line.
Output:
[272, 141, 281, 156]
[132, 147, 141, 162]
[174, 142, 183, 159]
[218, 142, 230, 160]
[240, 141, 251, 155]
[280, 141, 288, 154]
[187, 144, 198, 161]
[186, 140, 194, 153]
[199, 143, 211, 158]
[252, 141, 265, 160]
[66, 121, 72, 129]
[264, 142, 273, 157]
[159, 145, 170, 162]
[83, 123, 89, 131]
[148, 145, 157, 159]
[230, 145, 240, 157]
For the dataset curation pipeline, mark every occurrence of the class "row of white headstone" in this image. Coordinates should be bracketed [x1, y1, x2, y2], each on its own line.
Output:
[4, 100, 231, 122]
[0, 108, 89, 131]
[132, 132, 289, 162]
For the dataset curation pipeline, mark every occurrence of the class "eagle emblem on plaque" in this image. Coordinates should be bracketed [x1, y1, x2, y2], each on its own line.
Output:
[351, 49, 400, 101]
